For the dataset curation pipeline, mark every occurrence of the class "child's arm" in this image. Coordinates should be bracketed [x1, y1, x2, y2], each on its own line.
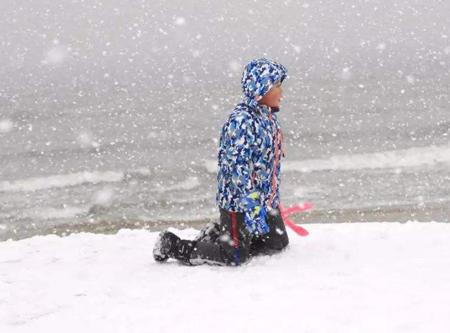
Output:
[221, 112, 259, 211]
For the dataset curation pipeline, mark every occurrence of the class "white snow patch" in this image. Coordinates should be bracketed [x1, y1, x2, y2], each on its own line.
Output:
[1, 223, 449, 332]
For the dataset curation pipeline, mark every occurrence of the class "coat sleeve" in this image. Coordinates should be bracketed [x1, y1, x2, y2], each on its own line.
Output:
[221, 113, 258, 211]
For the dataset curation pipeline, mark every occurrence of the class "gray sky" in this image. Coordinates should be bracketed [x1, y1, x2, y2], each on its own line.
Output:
[1, 0, 449, 94]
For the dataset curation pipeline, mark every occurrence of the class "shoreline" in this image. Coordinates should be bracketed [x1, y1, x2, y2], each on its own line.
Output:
[291, 202, 450, 224]
[1, 202, 448, 242]
[292, 202, 450, 224]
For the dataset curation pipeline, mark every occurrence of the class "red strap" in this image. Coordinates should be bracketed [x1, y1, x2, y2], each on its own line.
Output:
[281, 202, 313, 217]
[230, 212, 240, 265]
[279, 203, 312, 237]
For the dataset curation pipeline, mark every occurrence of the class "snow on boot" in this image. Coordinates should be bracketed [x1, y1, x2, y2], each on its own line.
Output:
[153, 231, 181, 262]
[173, 240, 196, 265]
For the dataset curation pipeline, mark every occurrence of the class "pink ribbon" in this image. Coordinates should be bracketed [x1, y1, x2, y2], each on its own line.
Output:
[279, 202, 313, 236]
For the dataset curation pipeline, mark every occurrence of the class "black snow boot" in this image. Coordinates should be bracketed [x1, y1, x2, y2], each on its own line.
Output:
[153, 231, 196, 264]
[153, 231, 181, 262]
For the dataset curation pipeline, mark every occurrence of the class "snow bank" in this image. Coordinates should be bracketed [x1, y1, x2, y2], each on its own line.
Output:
[1, 222, 450, 333]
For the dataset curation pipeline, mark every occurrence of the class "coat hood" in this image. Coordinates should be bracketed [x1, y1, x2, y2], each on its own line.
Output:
[241, 58, 288, 109]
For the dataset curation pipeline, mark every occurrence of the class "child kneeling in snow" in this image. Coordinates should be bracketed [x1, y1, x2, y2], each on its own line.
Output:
[153, 58, 289, 265]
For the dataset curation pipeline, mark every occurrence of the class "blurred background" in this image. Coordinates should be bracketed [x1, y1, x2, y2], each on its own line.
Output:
[0, 0, 449, 240]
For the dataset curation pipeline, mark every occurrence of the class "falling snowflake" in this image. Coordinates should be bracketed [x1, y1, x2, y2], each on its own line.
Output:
[340, 67, 352, 80]
[77, 132, 99, 148]
[228, 60, 241, 73]
[0, 119, 14, 133]
[92, 187, 115, 206]
[406, 75, 415, 84]
[376, 43, 386, 52]
[42, 45, 69, 65]
[174, 17, 186, 26]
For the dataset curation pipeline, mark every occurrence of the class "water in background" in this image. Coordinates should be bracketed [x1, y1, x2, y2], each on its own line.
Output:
[1, 0, 449, 240]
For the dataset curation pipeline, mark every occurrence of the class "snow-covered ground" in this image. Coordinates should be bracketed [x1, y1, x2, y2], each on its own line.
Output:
[1, 222, 450, 333]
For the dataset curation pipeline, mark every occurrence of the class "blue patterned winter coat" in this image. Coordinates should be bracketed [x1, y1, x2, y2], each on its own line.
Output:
[216, 58, 288, 234]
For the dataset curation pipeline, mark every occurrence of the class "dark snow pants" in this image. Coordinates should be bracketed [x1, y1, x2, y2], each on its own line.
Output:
[188, 208, 289, 266]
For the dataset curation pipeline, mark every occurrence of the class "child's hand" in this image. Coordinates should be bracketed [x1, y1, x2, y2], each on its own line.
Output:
[242, 192, 269, 234]
[242, 192, 266, 220]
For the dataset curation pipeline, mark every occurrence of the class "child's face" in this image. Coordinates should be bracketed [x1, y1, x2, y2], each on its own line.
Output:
[259, 83, 282, 108]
